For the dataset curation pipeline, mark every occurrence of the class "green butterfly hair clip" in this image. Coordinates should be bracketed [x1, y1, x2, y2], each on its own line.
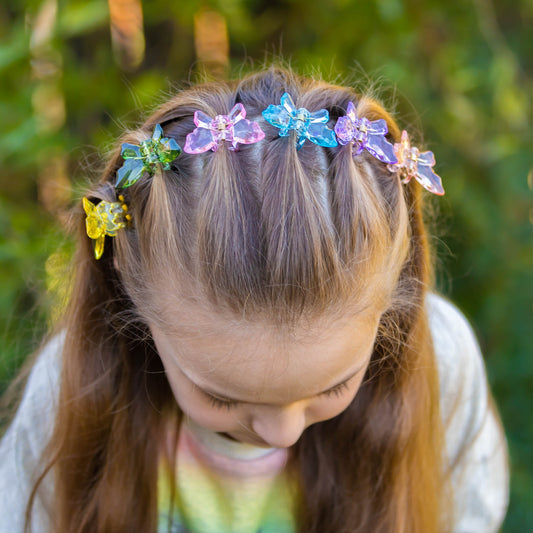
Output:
[115, 124, 182, 188]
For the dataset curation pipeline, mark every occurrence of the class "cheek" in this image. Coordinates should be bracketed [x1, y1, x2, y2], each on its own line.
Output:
[308, 393, 355, 423]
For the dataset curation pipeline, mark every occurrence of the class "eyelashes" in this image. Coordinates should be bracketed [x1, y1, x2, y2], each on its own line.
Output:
[322, 380, 350, 398]
[204, 380, 351, 411]
[206, 395, 238, 411]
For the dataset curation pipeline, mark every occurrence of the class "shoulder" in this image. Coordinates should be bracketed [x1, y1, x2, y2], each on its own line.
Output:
[0, 331, 64, 532]
[426, 291, 481, 372]
[425, 292, 499, 459]
[9, 332, 64, 441]
[21, 331, 64, 406]
[425, 293, 487, 433]
[425, 293, 509, 532]
[2, 331, 64, 443]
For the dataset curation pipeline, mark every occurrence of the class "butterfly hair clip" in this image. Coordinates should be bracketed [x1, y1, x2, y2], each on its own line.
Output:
[115, 124, 182, 189]
[83, 195, 131, 259]
[262, 93, 338, 150]
[388, 130, 444, 196]
[184, 103, 265, 154]
[334, 102, 398, 164]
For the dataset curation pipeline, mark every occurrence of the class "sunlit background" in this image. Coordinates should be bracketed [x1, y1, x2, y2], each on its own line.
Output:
[0, 1, 531, 530]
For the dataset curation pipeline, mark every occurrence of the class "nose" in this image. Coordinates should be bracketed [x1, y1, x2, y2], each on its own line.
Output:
[251, 404, 307, 448]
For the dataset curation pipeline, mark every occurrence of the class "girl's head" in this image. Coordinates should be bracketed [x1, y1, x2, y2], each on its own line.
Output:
[87, 67, 417, 447]
[45, 67, 444, 532]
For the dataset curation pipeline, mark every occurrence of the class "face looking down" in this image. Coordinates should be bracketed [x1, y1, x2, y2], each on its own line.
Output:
[151, 310, 380, 449]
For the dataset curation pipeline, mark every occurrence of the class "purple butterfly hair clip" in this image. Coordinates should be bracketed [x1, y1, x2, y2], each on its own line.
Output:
[334, 102, 397, 164]
[388, 130, 445, 196]
[183, 103, 265, 154]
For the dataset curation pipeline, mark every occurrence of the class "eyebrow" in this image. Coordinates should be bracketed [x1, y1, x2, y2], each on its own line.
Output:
[195, 357, 370, 405]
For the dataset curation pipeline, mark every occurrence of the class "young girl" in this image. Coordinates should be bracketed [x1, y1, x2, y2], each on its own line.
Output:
[0, 67, 508, 533]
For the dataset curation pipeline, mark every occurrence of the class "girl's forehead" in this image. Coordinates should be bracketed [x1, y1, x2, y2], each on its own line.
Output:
[150, 308, 380, 404]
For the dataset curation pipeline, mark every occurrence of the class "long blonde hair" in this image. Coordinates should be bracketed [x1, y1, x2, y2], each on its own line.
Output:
[27, 67, 448, 532]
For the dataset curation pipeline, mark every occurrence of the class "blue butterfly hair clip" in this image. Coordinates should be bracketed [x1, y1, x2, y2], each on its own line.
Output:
[262, 93, 338, 150]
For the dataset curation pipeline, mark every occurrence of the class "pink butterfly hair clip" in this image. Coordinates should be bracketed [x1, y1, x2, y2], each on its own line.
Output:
[388, 130, 445, 196]
[184, 103, 265, 153]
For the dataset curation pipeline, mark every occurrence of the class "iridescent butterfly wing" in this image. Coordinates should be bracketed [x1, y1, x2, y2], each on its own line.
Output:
[364, 119, 397, 164]
[262, 103, 291, 136]
[415, 151, 444, 195]
[231, 103, 265, 149]
[116, 144, 145, 188]
[184, 111, 218, 153]
[306, 109, 338, 148]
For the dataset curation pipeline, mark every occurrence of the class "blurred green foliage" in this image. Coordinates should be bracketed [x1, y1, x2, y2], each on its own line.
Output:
[0, 0, 531, 529]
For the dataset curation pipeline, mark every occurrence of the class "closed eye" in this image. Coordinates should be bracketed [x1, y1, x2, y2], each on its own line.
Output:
[205, 393, 239, 410]
[203, 378, 352, 411]
[321, 380, 350, 398]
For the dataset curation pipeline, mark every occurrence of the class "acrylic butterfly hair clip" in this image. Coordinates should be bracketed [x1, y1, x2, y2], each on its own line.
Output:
[83, 195, 131, 260]
[387, 130, 444, 196]
[115, 124, 182, 189]
[83, 99, 444, 259]
[334, 102, 397, 164]
[262, 93, 337, 150]
[184, 103, 265, 153]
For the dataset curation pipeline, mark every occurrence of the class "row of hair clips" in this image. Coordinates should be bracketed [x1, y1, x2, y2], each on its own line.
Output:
[84, 93, 444, 259]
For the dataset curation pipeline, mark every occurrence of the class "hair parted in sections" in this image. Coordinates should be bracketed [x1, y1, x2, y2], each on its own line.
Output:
[27, 67, 449, 533]
[121, 85, 410, 325]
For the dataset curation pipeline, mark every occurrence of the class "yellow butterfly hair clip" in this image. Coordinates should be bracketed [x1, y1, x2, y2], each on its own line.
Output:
[83, 195, 131, 259]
